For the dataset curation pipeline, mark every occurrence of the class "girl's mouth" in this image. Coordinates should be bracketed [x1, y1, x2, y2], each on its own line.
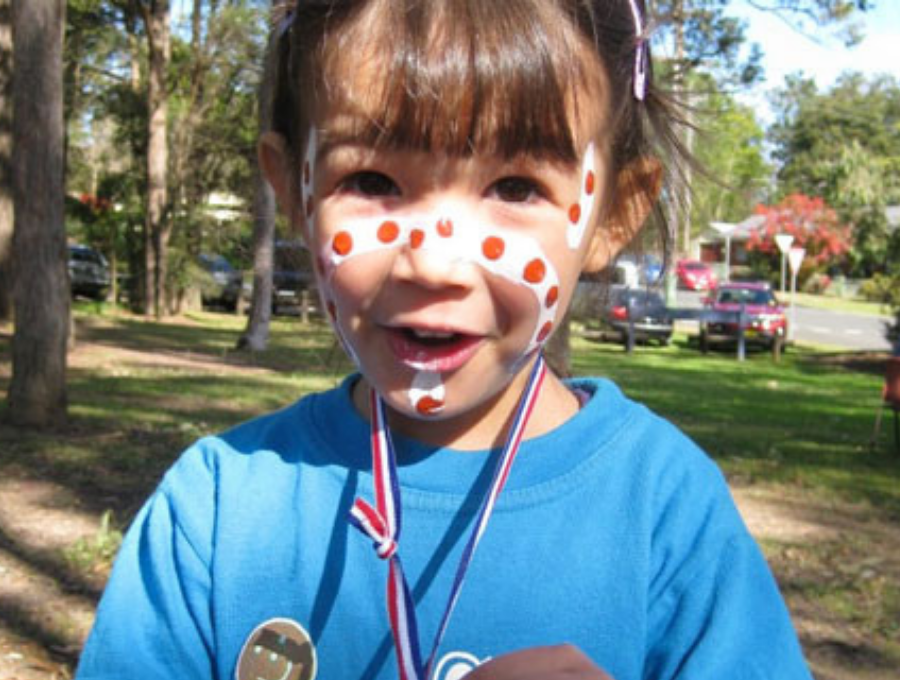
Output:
[387, 326, 484, 372]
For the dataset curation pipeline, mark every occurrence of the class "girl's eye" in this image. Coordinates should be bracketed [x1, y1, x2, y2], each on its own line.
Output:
[340, 171, 400, 198]
[490, 176, 541, 203]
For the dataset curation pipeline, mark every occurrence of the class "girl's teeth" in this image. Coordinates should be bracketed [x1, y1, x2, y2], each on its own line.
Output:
[412, 329, 455, 339]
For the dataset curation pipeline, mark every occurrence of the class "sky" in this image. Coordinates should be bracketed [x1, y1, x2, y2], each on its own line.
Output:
[733, 0, 900, 120]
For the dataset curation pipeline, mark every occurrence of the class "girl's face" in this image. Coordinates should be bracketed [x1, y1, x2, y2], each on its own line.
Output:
[295, 110, 615, 444]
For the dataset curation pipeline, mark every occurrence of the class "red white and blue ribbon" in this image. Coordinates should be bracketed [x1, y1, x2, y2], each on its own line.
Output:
[349, 354, 548, 680]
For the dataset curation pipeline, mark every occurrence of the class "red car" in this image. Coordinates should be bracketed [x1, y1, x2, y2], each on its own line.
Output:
[700, 282, 787, 351]
[676, 259, 718, 291]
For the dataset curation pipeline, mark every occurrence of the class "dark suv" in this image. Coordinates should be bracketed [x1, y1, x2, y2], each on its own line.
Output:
[272, 240, 316, 314]
[68, 244, 111, 301]
[198, 253, 243, 312]
[600, 286, 673, 346]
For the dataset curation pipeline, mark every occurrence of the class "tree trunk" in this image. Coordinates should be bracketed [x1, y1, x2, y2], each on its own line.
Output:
[0, 0, 13, 321]
[8, 0, 68, 427]
[142, 0, 169, 318]
[237, 14, 277, 352]
[670, 0, 693, 256]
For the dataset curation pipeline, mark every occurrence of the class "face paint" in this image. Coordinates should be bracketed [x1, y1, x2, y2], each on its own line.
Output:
[566, 143, 597, 250]
[303, 127, 593, 419]
[300, 127, 318, 239]
[319, 209, 561, 355]
[302, 129, 363, 369]
[409, 371, 446, 415]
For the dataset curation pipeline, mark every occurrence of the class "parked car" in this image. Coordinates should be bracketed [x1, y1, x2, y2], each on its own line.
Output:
[641, 254, 664, 285]
[676, 259, 718, 291]
[68, 244, 111, 300]
[272, 239, 316, 314]
[700, 282, 787, 351]
[600, 286, 673, 346]
[612, 259, 640, 288]
[198, 253, 243, 312]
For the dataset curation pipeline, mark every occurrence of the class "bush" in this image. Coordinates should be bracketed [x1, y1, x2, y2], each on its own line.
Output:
[802, 273, 832, 295]
[858, 274, 900, 305]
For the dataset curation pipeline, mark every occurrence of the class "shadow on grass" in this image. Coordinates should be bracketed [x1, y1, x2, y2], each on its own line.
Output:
[0, 312, 355, 672]
[0, 592, 82, 668]
[75, 313, 351, 376]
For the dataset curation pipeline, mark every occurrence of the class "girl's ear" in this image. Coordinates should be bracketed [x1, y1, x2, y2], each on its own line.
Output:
[258, 132, 299, 218]
[583, 157, 663, 273]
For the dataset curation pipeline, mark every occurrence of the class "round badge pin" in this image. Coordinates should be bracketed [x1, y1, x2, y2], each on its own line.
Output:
[235, 618, 317, 680]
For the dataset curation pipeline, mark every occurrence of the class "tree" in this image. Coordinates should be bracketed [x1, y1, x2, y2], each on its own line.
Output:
[0, 0, 12, 321]
[768, 73, 900, 275]
[746, 193, 852, 284]
[62, 1, 266, 315]
[691, 80, 771, 230]
[8, 0, 69, 427]
[137, 0, 170, 318]
[238, 0, 277, 352]
[648, 0, 872, 254]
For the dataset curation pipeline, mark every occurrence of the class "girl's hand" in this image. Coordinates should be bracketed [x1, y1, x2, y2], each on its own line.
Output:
[463, 644, 614, 680]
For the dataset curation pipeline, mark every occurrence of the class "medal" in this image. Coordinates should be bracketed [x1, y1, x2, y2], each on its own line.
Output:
[349, 355, 547, 680]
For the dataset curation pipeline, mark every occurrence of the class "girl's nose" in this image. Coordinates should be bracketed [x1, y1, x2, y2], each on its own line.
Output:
[392, 224, 476, 291]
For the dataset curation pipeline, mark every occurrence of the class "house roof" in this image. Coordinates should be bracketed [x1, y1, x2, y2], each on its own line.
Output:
[886, 205, 899, 230]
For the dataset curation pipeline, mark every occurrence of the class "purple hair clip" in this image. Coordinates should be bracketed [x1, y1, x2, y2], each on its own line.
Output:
[276, 7, 295, 40]
[627, 0, 648, 101]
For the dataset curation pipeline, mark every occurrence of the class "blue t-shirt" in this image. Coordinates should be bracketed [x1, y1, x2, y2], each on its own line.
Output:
[76, 377, 812, 679]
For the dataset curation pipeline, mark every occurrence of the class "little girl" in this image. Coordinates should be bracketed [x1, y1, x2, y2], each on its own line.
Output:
[76, 1, 812, 679]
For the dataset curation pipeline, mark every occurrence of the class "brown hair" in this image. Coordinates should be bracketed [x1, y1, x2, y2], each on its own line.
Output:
[269, 0, 681, 259]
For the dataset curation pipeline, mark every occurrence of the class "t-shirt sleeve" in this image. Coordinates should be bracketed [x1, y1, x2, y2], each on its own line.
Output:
[640, 451, 813, 680]
[644, 531, 812, 679]
[75, 447, 216, 680]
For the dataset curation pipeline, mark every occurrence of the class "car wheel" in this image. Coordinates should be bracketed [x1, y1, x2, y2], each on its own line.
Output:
[699, 328, 709, 354]
[660, 334, 672, 347]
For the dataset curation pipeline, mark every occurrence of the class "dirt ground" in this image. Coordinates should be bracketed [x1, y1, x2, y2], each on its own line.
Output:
[1, 335, 898, 679]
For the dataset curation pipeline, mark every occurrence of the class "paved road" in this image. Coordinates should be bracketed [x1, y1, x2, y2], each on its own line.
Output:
[674, 290, 894, 352]
[790, 305, 893, 351]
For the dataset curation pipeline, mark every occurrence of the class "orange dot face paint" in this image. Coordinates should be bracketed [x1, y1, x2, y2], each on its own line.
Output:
[416, 396, 444, 415]
[537, 321, 553, 343]
[333, 231, 353, 256]
[378, 220, 400, 244]
[523, 259, 546, 285]
[568, 204, 581, 224]
[482, 236, 505, 261]
[410, 229, 425, 249]
[566, 143, 597, 249]
[545, 286, 559, 308]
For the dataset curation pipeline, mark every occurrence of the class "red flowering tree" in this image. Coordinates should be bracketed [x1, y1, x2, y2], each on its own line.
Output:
[746, 194, 851, 286]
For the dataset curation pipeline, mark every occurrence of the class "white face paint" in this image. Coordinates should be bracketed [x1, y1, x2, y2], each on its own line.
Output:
[320, 209, 561, 354]
[566, 142, 597, 250]
[300, 128, 363, 368]
[302, 128, 596, 418]
[408, 371, 446, 416]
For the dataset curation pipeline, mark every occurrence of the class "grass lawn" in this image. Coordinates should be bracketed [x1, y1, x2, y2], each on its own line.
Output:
[0, 307, 898, 678]
[571, 334, 899, 515]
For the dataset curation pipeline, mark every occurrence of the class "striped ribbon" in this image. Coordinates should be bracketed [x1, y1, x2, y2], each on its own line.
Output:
[349, 355, 547, 680]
